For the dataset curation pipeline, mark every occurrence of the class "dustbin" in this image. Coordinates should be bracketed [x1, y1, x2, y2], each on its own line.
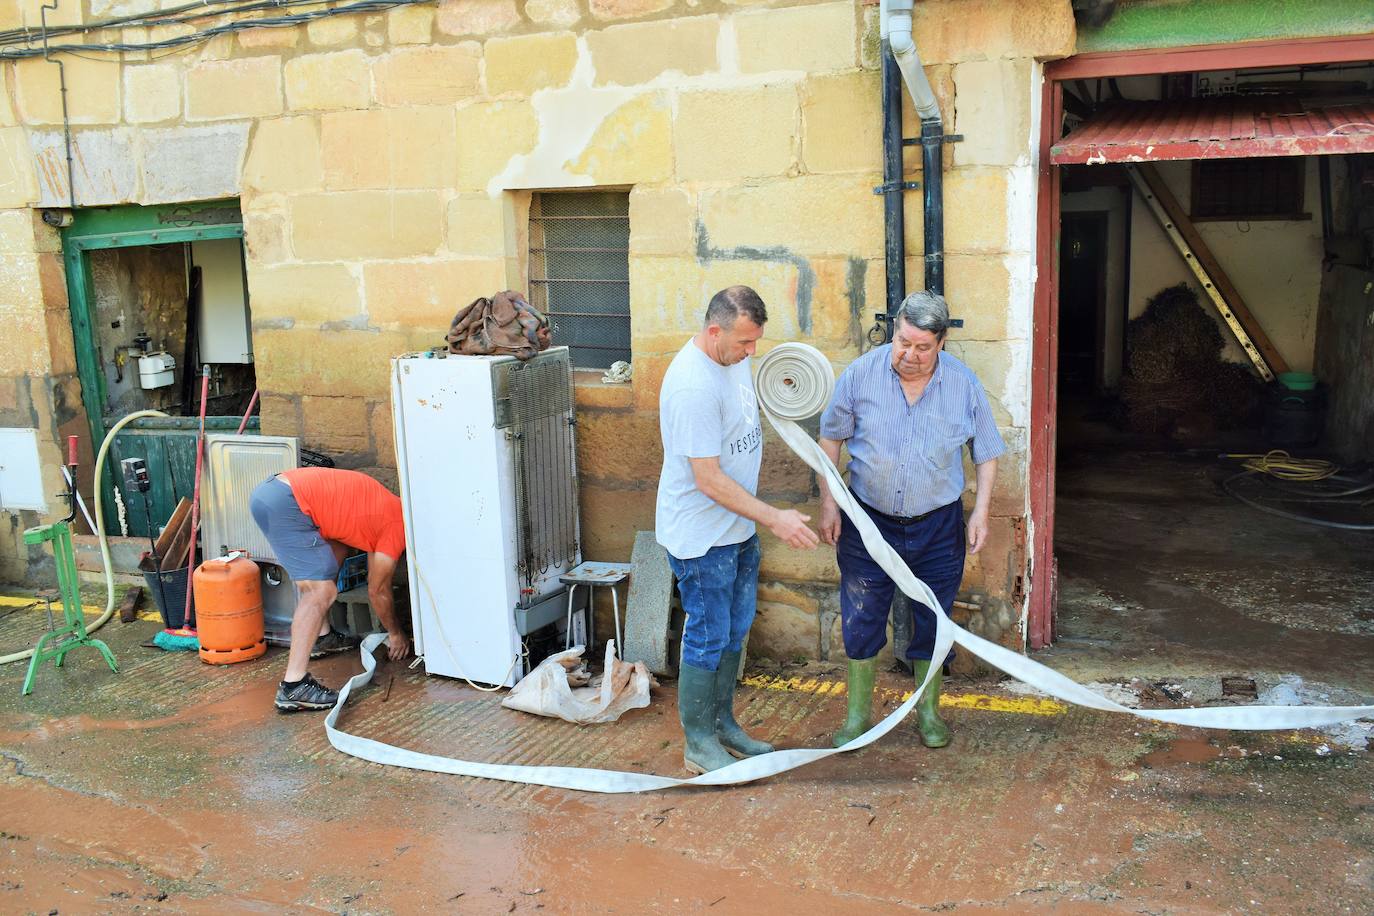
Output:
[140, 563, 195, 629]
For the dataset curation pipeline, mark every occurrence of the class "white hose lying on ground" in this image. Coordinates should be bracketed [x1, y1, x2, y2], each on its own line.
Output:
[325, 344, 1374, 792]
[0, 410, 167, 665]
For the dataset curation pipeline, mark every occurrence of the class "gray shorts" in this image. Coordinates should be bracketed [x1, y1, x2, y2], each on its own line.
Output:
[249, 477, 339, 582]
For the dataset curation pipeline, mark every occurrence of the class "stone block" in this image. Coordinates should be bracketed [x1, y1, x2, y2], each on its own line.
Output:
[567, 92, 671, 184]
[237, 24, 300, 49]
[186, 57, 282, 122]
[734, 2, 857, 74]
[753, 583, 820, 661]
[290, 192, 444, 260]
[627, 257, 709, 342]
[301, 394, 370, 458]
[139, 124, 250, 204]
[254, 327, 414, 399]
[944, 167, 1010, 252]
[14, 57, 120, 125]
[0, 208, 33, 254]
[944, 252, 1013, 340]
[589, 0, 673, 21]
[453, 101, 539, 191]
[953, 58, 1033, 167]
[572, 376, 634, 410]
[258, 392, 300, 436]
[0, 76, 14, 128]
[486, 32, 578, 96]
[0, 128, 37, 209]
[321, 107, 457, 190]
[436, 0, 519, 36]
[586, 16, 719, 86]
[698, 174, 883, 258]
[286, 50, 371, 111]
[373, 45, 482, 105]
[757, 511, 840, 586]
[526, 0, 580, 27]
[628, 187, 693, 256]
[369, 399, 396, 466]
[123, 64, 180, 124]
[29, 129, 136, 207]
[675, 85, 796, 182]
[911, 0, 1075, 65]
[362, 258, 508, 329]
[44, 308, 77, 376]
[800, 70, 881, 175]
[575, 409, 662, 484]
[446, 194, 508, 257]
[36, 251, 64, 308]
[959, 513, 1019, 596]
[242, 210, 289, 265]
[244, 115, 323, 195]
[628, 352, 671, 411]
[307, 14, 359, 46]
[387, 4, 434, 43]
[247, 262, 362, 326]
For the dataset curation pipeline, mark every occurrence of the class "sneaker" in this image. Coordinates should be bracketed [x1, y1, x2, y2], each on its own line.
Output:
[309, 630, 359, 660]
[275, 673, 339, 713]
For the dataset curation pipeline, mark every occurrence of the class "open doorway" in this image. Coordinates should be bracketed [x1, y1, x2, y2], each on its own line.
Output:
[1033, 44, 1374, 688]
[62, 202, 259, 538]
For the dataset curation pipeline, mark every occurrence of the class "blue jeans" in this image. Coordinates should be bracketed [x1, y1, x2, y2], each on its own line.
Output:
[667, 535, 761, 672]
[837, 498, 965, 664]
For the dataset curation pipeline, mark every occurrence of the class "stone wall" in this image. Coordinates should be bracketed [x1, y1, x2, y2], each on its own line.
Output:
[0, 0, 1076, 663]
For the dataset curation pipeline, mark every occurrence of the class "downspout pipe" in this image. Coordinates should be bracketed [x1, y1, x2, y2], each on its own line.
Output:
[885, 0, 946, 301]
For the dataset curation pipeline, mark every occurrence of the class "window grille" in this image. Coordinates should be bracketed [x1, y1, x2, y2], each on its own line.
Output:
[529, 191, 631, 369]
[1191, 157, 1307, 221]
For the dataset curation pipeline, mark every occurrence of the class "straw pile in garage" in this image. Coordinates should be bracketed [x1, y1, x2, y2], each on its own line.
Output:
[1120, 284, 1263, 438]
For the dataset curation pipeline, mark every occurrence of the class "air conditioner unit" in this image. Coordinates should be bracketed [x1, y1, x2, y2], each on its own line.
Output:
[390, 347, 585, 687]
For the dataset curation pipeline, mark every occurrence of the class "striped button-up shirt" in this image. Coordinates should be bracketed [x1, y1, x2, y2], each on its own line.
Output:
[819, 346, 1005, 518]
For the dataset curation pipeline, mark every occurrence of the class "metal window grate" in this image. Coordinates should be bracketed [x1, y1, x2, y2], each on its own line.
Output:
[1191, 157, 1307, 221]
[529, 191, 631, 369]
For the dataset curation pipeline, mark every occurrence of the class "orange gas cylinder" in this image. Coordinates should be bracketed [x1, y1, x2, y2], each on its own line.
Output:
[193, 554, 266, 665]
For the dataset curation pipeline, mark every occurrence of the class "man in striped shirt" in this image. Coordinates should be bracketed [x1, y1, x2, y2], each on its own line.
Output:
[818, 290, 1004, 749]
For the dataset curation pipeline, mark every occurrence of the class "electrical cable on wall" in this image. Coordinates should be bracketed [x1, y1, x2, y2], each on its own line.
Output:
[0, 0, 436, 60]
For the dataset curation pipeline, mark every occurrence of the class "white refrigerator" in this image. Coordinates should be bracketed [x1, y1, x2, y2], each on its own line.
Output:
[390, 347, 582, 687]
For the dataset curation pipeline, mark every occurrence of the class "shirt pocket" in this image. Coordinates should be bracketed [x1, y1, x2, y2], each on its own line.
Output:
[919, 417, 971, 470]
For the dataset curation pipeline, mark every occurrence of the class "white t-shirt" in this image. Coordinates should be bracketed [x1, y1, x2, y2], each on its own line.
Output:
[655, 338, 763, 560]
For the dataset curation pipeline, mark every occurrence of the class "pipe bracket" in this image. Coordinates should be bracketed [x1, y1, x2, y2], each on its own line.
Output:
[872, 181, 921, 195]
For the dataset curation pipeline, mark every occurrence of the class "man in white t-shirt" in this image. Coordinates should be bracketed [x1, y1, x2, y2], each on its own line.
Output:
[655, 285, 819, 774]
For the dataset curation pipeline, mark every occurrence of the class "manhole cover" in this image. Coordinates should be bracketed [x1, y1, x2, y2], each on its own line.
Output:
[1221, 676, 1258, 699]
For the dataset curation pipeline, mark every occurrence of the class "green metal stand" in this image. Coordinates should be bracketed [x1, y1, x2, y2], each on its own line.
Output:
[21, 455, 119, 695]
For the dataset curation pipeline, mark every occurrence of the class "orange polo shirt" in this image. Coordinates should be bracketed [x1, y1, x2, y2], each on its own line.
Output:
[279, 468, 406, 561]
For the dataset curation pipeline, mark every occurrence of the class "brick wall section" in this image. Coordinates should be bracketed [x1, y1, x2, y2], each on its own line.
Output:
[0, 0, 1076, 665]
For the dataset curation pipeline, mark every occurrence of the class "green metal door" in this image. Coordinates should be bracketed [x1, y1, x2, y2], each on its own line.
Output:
[61, 202, 258, 537]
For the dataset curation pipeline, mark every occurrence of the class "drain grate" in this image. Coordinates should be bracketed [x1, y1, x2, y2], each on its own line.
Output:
[1221, 676, 1258, 699]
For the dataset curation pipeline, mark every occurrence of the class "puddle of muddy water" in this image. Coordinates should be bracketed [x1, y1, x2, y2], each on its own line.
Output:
[1140, 737, 1222, 768]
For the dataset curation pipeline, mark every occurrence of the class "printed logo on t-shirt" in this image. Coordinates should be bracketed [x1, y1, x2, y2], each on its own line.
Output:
[738, 383, 758, 425]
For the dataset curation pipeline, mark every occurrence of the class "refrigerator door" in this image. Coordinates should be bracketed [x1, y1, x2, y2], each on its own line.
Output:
[391, 356, 523, 687]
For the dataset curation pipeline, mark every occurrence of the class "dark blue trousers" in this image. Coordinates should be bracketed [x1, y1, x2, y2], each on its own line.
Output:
[837, 498, 965, 663]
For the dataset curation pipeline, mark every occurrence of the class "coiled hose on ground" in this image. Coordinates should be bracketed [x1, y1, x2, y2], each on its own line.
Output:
[0, 410, 169, 664]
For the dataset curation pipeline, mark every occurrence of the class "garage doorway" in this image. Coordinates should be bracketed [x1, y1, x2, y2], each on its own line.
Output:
[1030, 37, 1374, 685]
[62, 201, 259, 537]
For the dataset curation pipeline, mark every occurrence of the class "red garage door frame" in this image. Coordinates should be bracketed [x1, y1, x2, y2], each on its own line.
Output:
[1027, 33, 1374, 649]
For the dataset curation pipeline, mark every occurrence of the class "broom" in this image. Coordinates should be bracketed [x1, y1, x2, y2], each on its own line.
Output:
[154, 367, 210, 652]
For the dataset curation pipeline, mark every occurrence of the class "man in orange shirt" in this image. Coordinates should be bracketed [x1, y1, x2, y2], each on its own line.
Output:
[250, 468, 411, 712]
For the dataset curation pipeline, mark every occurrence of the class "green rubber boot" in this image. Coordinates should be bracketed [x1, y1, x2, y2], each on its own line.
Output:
[912, 660, 951, 748]
[714, 650, 774, 758]
[678, 663, 738, 774]
[832, 656, 878, 748]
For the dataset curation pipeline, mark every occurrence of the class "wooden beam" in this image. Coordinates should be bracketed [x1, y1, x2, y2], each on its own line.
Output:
[1130, 163, 1290, 378]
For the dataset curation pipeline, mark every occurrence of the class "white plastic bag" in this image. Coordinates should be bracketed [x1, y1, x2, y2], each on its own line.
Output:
[501, 641, 657, 724]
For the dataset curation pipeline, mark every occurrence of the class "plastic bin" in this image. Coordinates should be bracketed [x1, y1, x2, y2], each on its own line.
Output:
[142, 565, 195, 629]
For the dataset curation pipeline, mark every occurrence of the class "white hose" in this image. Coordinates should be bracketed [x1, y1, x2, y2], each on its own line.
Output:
[0, 410, 168, 664]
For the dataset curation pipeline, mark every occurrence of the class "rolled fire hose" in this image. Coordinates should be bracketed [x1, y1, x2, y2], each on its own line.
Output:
[1, 410, 168, 665]
[326, 345, 1374, 792]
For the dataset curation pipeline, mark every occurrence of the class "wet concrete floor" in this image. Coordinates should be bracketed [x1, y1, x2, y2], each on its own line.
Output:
[1, 595, 1372, 914]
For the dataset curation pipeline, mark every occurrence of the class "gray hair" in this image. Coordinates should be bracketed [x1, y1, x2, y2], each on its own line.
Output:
[896, 290, 951, 339]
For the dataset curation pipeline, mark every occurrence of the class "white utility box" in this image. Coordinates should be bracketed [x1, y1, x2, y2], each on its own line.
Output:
[137, 352, 176, 389]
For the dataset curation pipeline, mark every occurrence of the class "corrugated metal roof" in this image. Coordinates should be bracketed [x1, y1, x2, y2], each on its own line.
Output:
[1051, 96, 1374, 164]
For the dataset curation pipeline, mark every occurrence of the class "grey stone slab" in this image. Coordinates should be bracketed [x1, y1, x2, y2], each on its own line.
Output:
[138, 123, 249, 205]
[29, 128, 138, 207]
[622, 530, 679, 677]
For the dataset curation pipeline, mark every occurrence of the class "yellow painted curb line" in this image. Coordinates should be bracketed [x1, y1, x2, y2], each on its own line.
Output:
[741, 673, 1067, 717]
[0, 593, 163, 623]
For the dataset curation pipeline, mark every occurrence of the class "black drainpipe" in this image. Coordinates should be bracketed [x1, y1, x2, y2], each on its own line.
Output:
[878, 40, 908, 343]
[919, 116, 945, 297]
